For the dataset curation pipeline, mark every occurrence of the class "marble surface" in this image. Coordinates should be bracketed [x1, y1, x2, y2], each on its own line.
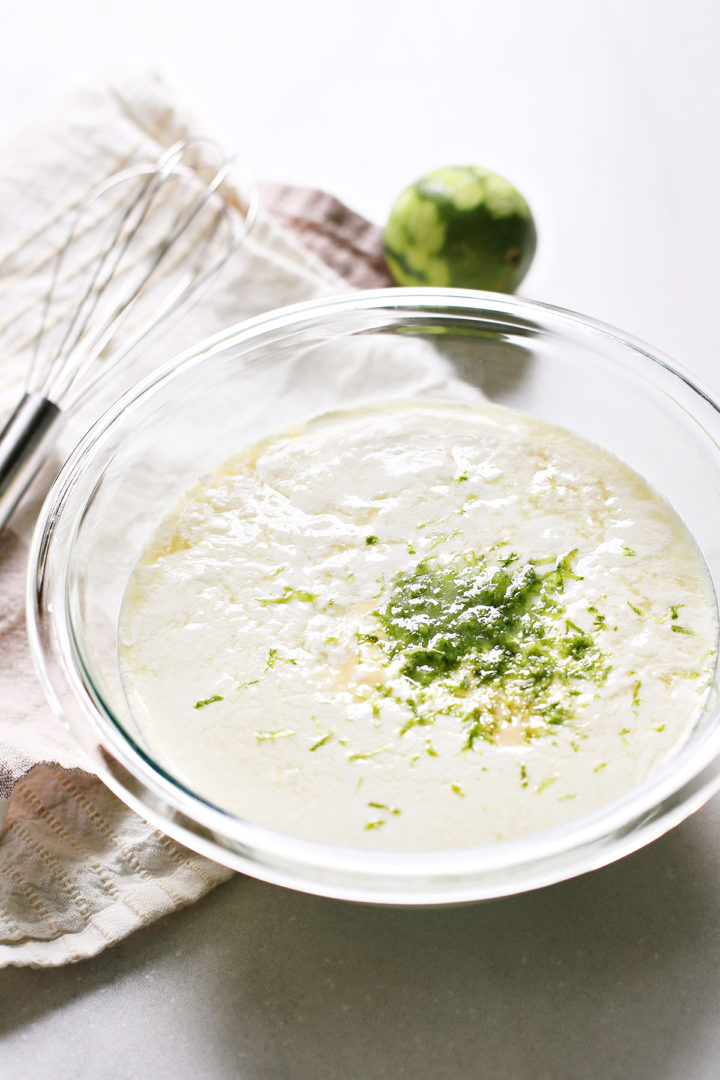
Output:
[2, 0, 720, 1075]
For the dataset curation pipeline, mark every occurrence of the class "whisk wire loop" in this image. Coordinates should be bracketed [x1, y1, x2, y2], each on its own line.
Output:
[33, 139, 251, 409]
[0, 136, 256, 531]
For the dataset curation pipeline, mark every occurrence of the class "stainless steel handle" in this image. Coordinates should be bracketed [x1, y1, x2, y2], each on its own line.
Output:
[0, 393, 61, 533]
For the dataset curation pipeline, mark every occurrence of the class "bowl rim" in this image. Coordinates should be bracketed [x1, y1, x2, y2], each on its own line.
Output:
[25, 286, 720, 903]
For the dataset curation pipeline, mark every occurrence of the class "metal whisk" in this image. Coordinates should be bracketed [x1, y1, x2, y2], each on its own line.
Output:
[0, 137, 256, 531]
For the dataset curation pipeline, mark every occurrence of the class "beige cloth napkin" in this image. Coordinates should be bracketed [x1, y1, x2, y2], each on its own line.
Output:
[0, 73, 392, 968]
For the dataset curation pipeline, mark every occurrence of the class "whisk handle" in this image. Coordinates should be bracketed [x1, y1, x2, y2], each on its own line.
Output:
[0, 393, 61, 533]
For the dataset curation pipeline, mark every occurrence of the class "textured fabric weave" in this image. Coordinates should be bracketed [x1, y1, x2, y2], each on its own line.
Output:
[0, 74, 391, 968]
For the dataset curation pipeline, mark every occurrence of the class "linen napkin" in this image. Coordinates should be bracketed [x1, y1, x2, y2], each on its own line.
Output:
[0, 73, 394, 968]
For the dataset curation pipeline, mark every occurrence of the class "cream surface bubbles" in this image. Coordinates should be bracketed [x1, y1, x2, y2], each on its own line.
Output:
[119, 401, 717, 849]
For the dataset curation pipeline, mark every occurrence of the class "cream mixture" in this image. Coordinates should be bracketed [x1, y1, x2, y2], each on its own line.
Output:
[119, 402, 717, 849]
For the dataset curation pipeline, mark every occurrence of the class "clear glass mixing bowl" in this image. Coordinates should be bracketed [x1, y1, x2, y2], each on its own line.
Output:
[27, 288, 720, 904]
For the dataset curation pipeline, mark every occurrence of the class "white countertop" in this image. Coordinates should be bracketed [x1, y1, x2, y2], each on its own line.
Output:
[3, 1, 720, 1076]
[4, 798, 720, 1079]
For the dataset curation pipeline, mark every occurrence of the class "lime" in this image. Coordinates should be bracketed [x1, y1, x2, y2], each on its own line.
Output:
[383, 165, 537, 293]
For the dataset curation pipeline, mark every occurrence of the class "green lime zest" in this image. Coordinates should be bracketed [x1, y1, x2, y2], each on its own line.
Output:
[258, 587, 318, 606]
[309, 731, 334, 751]
[368, 801, 401, 815]
[370, 549, 609, 744]
[348, 745, 393, 762]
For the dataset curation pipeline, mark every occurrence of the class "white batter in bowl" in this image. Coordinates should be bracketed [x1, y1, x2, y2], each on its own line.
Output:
[27, 289, 720, 902]
[119, 400, 717, 849]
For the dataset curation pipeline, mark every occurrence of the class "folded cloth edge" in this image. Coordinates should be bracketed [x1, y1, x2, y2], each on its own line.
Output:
[0, 74, 392, 968]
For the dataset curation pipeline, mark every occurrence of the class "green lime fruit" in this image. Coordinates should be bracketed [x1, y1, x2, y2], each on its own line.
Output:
[384, 165, 537, 294]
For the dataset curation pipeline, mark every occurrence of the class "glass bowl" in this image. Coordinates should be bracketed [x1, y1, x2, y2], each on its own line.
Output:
[27, 287, 720, 904]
